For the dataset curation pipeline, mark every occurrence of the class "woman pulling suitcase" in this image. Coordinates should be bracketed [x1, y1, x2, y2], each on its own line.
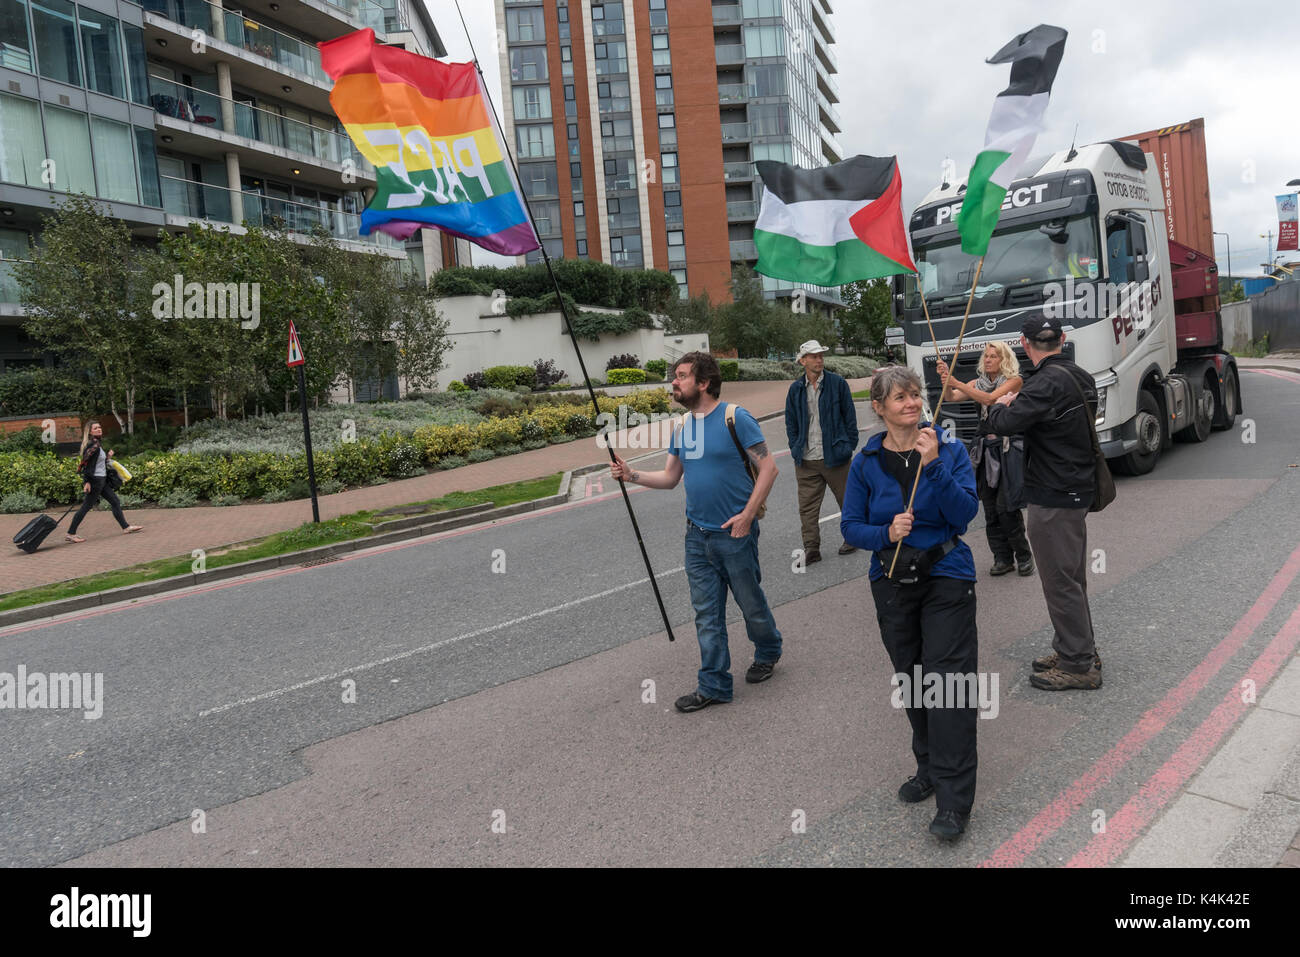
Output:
[65, 421, 143, 543]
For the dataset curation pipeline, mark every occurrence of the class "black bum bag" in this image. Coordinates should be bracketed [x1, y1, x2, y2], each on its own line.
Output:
[876, 536, 959, 585]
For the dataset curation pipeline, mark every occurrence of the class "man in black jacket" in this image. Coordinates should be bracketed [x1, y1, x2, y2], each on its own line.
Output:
[982, 317, 1102, 691]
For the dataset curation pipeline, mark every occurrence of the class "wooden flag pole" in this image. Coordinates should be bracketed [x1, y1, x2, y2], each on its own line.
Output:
[887, 256, 985, 579]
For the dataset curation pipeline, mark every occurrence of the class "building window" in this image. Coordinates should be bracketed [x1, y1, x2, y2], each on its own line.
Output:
[658, 112, 675, 129]
[1, 0, 34, 72]
[91, 116, 136, 203]
[661, 152, 678, 168]
[135, 125, 161, 207]
[564, 83, 575, 100]
[576, 238, 587, 256]
[32, 0, 81, 86]
[598, 81, 610, 97]
[649, 0, 667, 27]
[744, 24, 785, 58]
[668, 230, 684, 246]
[610, 235, 622, 251]
[654, 74, 672, 90]
[516, 123, 555, 159]
[561, 45, 571, 62]
[533, 200, 560, 237]
[664, 190, 681, 207]
[506, 7, 545, 43]
[742, 0, 782, 17]
[671, 267, 687, 298]
[574, 200, 584, 217]
[520, 162, 559, 198]
[594, 43, 606, 59]
[607, 197, 620, 214]
[651, 32, 670, 67]
[567, 123, 578, 139]
[512, 85, 551, 121]
[570, 161, 582, 179]
[509, 46, 547, 82]
[601, 120, 613, 136]
[0, 92, 44, 187]
[44, 104, 94, 194]
[78, 9, 126, 100]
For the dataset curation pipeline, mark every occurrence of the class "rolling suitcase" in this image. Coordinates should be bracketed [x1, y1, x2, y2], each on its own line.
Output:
[13, 504, 76, 554]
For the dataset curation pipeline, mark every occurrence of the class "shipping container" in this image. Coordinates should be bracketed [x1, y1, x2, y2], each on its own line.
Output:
[1120, 118, 1215, 260]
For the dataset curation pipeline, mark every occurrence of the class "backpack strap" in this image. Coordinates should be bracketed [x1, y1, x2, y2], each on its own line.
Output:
[724, 403, 758, 485]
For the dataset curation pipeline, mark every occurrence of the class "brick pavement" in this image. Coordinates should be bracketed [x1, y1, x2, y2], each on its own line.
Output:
[1, 377, 871, 595]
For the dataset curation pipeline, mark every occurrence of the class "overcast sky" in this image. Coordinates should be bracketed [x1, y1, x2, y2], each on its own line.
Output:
[431, 0, 1300, 278]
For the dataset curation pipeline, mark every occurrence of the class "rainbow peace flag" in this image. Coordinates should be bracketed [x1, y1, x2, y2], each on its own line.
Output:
[319, 29, 540, 255]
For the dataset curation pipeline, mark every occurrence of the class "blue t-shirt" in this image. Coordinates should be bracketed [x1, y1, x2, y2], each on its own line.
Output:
[669, 403, 765, 531]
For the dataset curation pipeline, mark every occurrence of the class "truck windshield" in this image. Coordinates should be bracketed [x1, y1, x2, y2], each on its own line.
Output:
[907, 214, 1100, 309]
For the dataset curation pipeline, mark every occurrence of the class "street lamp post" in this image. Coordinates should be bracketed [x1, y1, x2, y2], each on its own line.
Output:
[1260, 231, 1274, 273]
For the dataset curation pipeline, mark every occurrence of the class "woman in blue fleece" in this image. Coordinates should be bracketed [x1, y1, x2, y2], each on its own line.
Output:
[841, 365, 980, 841]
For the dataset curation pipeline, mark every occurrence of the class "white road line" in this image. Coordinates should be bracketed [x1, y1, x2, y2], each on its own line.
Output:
[819, 512, 841, 524]
[197, 565, 686, 718]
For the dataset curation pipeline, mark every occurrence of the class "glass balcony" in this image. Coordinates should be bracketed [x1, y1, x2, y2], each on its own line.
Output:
[817, 89, 841, 133]
[723, 162, 754, 181]
[148, 75, 372, 171]
[159, 174, 402, 250]
[712, 4, 742, 24]
[718, 82, 747, 104]
[326, 0, 385, 31]
[727, 200, 757, 219]
[0, 259, 33, 304]
[714, 43, 745, 66]
[720, 122, 751, 143]
[140, 0, 329, 85]
[730, 239, 757, 260]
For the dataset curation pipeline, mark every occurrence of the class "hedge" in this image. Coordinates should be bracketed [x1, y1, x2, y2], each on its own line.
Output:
[719, 360, 739, 381]
[607, 368, 646, 385]
[430, 261, 677, 312]
[644, 359, 667, 380]
[0, 390, 674, 508]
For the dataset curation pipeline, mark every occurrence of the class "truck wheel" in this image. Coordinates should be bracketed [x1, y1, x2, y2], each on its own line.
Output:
[1211, 366, 1239, 431]
[1114, 390, 1163, 475]
[1174, 380, 1213, 443]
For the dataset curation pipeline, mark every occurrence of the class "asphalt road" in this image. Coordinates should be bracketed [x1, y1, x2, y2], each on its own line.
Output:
[2, 370, 1299, 867]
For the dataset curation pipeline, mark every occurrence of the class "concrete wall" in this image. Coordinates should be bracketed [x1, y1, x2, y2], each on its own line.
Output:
[1221, 300, 1253, 353]
[435, 295, 709, 388]
[1250, 280, 1300, 352]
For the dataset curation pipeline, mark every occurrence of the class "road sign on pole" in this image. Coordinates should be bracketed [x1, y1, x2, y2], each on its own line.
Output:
[286, 320, 319, 522]
[287, 320, 306, 367]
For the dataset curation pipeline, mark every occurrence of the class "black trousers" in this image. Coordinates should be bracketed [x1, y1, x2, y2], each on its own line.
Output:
[870, 575, 978, 814]
[68, 476, 128, 534]
[978, 470, 1030, 564]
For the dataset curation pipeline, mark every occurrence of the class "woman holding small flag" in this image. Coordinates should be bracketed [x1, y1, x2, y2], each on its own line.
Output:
[841, 366, 980, 841]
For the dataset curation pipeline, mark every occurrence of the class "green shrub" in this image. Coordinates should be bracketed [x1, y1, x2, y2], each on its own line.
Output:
[211, 494, 242, 507]
[606, 353, 640, 371]
[436, 455, 467, 470]
[719, 359, 739, 381]
[263, 488, 292, 503]
[0, 425, 50, 454]
[447, 380, 470, 393]
[483, 365, 536, 390]
[498, 443, 524, 457]
[0, 368, 91, 417]
[644, 359, 667, 380]
[607, 368, 647, 385]
[522, 438, 548, 451]
[737, 358, 800, 381]
[466, 448, 496, 463]
[0, 451, 81, 504]
[116, 492, 145, 508]
[565, 413, 593, 435]
[112, 425, 181, 456]
[823, 355, 878, 379]
[0, 490, 46, 513]
[318, 479, 343, 495]
[158, 488, 198, 509]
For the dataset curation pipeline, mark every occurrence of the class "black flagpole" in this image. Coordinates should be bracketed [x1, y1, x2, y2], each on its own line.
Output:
[453, 2, 676, 642]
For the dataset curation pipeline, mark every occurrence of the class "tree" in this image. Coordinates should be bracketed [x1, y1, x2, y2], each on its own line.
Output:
[1220, 278, 1245, 304]
[837, 278, 893, 354]
[17, 194, 160, 434]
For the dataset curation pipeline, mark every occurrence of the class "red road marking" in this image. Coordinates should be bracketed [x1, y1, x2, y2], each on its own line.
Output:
[1067, 596, 1300, 866]
[1245, 368, 1300, 383]
[982, 540, 1300, 867]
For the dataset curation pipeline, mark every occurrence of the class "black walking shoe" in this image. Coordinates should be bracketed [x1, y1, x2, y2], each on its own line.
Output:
[804, 549, 822, 565]
[898, 775, 935, 803]
[675, 691, 724, 713]
[989, 560, 1015, 576]
[1017, 556, 1035, 576]
[838, 543, 857, 555]
[745, 658, 779, 683]
[1033, 651, 1102, 672]
[929, 809, 969, 841]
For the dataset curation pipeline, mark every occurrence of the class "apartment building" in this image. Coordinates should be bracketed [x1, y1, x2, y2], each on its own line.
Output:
[0, 0, 456, 372]
[495, 0, 842, 310]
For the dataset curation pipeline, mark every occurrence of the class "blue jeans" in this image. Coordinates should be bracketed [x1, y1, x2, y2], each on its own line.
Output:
[684, 521, 782, 701]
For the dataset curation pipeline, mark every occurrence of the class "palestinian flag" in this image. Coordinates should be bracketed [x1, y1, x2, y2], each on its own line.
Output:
[956, 24, 1068, 256]
[753, 155, 917, 286]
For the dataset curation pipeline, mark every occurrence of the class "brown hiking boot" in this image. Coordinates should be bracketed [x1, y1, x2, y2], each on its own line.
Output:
[1030, 666, 1102, 691]
[1033, 651, 1101, 673]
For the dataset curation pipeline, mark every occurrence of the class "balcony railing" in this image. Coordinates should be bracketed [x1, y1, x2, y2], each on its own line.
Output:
[718, 82, 747, 104]
[712, 4, 742, 24]
[0, 259, 33, 304]
[148, 75, 371, 171]
[727, 200, 757, 220]
[141, 0, 329, 85]
[723, 162, 754, 181]
[714, 43, 745, 66]
[720, 122, 751, 143]
[326, 0, 385, 31]
[159, 174, 401, 250]
[665, 206, 683, 227]
[730, 239, 757, 260]
[817, 88, 841, 133]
